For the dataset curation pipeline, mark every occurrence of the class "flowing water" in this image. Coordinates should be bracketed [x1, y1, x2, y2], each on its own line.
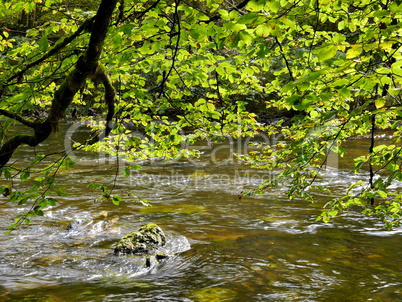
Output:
[0, 123, 401, 301]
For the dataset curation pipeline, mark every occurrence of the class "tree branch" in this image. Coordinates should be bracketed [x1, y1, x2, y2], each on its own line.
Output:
[158, 0, 181, 95]
[123, 0, 162, 22]
[0, 109, 38, 128]
[205, 0, 251, 23]
[0, 0, 118, 168]
[47, 0, 118, 130]
[87, 65, 116, 144]
[4, 17, 96, 86]
[275, 37, 296, 83]
[369, 114, 376, 205]
[0, 121, 52, 168]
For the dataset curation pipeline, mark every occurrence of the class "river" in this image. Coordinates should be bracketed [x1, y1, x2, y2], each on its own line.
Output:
[0, 123, 401, 301]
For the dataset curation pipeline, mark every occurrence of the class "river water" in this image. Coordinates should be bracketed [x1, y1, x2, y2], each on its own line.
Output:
[0, 123, 401, 301]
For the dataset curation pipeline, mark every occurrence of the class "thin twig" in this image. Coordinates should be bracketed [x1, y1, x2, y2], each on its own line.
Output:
[368, 114, 376, 205]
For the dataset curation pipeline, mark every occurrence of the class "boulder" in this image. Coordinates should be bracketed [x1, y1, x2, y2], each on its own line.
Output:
[114, 223, 166, 256]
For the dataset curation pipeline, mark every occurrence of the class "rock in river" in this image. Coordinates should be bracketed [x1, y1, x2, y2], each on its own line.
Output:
[114, 223, 166, 256]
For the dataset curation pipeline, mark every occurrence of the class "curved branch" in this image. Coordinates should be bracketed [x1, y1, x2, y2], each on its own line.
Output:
[0, 121, 52, 167]
[102, 71, 116, 139]
[4, 17, 96, 86]
[47, 0, 118, 130]
[158, 0, 181, 95]
[275, 37, 296, 83]
[0, 109, 38, 128]
[0, 0, 118, 168]
[87, 65, 116, 144]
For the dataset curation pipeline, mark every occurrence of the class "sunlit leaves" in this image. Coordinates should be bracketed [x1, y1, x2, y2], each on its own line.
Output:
[246, 1, 265, 12]
[2, 0, 402, 231]
[345, 44, 363, 59]
[112, 195, 122, 206]
[38, 35, 49, 51]
[243, 0, 402, 226]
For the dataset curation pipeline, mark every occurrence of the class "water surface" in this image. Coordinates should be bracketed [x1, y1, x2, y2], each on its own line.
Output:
[0, 124, 401, 301]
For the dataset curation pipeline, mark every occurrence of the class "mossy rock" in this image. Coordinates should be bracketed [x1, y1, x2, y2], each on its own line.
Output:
[114, 223, 166, 256]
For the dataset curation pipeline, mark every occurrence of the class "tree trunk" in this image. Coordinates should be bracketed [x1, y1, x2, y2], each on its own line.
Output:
[0, 0, 118, 168]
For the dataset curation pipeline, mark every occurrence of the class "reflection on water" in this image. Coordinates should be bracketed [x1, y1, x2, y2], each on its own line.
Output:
[0, 124, 401, 301]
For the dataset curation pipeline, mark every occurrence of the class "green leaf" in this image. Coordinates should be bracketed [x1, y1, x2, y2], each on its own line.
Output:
[314, 44, 338, 62]
[39, 199, 48, 208]
[332, 33, 346, 44]
[266, 1, 280, 13]
[281, 17, 295, 28]
[123, 167, 130, 177]
[310, 110, 319, 118]
[46, 198, 57, 206]
[386, 164, 399, 171]
[218, 9, 229, 20]
[321, 213, 330, 223]
[255, 23, 272, 38]
[393, 67, 402, 77]
[328, 210, 338, 217]
[18, 197, 29, 205]
[35, 209, 44, 216]
[373, 145, 387, 153]
[377, 190, 388, 198]
[375, 98, 386, 109]
[4, 170, 11, 180]
[190, 25, 209, 40]
[237, 12, 259, 24]
[3, 91, 31, 105]
[112, 195, 122, 206]
[305, 70, 326, 81]
[246, 0, 266, 11]
[373, 10, 389, 17]
[239, 31, 254, 45]
[338, 20, 346, 30]
[346, 45, 362, 59]
[130, 164, 143, 169]
[38, 35, 49, 51]
[26, 28, 39, 37]
[20, 171, 30, 181]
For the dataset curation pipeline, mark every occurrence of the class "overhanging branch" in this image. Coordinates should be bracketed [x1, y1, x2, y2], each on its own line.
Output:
[87, 64, 116, 144]
[0, 109, 38, 128]
[0, 0, 118, 168]
[4, 17, 96, 86]
[0, 121, 52, 168]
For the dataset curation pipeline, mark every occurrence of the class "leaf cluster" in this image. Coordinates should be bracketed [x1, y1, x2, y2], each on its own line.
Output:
[2, 0, 402, 229]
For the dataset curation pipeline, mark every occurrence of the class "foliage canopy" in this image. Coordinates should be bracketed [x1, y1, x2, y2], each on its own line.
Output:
[1, 0, 402, 231]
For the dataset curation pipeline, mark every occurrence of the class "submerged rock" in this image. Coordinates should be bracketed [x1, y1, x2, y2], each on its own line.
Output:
[114, 223, 166, 256]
